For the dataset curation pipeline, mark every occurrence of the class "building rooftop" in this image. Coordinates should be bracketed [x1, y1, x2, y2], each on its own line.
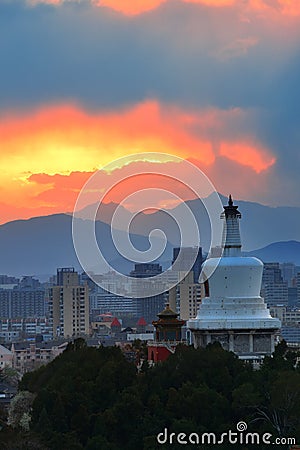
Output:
[137, 317, 147, 326]
[111, 317, 121, 327]
[0, 344, 12, 355]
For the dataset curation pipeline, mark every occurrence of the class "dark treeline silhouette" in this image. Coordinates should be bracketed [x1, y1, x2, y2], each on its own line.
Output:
[1, 339, 300, 449]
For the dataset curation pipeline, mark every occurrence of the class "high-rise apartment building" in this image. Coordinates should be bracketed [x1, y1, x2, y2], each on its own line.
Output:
[172, 247, 203, 283]
[0, 278, 45, 319]
[89, 286, 137, 318]
[280, 262, 296, 287]
[49, 268, 89, 338]
[261, 263, 288, 307]
[130, 263, 166, 323]
[169, 270, 202, 321]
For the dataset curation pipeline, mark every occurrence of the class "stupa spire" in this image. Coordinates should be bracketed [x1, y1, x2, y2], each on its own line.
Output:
[221, 195, 242, 256]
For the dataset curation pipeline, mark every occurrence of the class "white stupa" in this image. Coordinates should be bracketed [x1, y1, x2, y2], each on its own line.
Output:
[187, 195, 281, 362]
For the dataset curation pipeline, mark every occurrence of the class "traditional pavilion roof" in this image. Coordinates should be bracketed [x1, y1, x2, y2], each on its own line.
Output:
[153, 304, 186, 328]
[157, 304, 179, 319]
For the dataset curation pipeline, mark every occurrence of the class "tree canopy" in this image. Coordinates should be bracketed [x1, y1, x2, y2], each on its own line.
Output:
[1, 340, 299, 449]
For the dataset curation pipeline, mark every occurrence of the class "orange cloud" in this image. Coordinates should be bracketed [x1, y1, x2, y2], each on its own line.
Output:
[28, 159, 214, 214]
[26, 155, 276, 225]
[95, 0, 300, 17]
[277, 0, 300, 15]
[26, 0, 300, 17]
[183, 0, 235, 6]
[27, 0, 61, 5]
[219, 141, 276, 173]
[95, 0, 167, 16]
[28, 172, 94, 211]
[248, 0, 300, 15]
[97, 0, 238, 15]
[97, 0, 236, 15]
[0, 101, 214, 177]
[0, 101, 276, 223]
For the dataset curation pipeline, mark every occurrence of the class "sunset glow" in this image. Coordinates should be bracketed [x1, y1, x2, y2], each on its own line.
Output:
[0, 100, 277, 223]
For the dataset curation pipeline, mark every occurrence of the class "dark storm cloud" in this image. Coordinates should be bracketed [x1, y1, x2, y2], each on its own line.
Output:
[0, 0, 295, 112]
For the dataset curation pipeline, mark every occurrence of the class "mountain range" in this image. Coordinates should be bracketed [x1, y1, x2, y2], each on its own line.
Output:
[74, 194, 300, 251]
[0, 195, 299, 277]
[245, 240, 300, 266]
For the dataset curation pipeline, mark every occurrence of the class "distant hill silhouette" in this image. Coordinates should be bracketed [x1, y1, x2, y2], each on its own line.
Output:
[126, 195, 300, 252]
[0, 214, 172, 277]
[73, 194, 300, 252]
[244, 240, 300, 265]
[1, 195, 300, 276]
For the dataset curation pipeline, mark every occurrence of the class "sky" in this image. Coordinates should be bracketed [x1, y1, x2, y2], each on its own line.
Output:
[1, 0, 300, 224]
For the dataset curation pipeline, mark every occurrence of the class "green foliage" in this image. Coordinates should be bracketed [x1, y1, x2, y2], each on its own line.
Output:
[2, 341, 300, 449]
[0, 366, 19, 387]
[7, 391, 35, 431]
[262, 339, 299, 371]
[66, 337, 87, 352]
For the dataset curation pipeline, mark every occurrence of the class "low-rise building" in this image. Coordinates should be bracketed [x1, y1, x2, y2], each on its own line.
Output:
[11, 340, 68, 374]
[0, 381, 17, 407]
[0, 344, 13, 369]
